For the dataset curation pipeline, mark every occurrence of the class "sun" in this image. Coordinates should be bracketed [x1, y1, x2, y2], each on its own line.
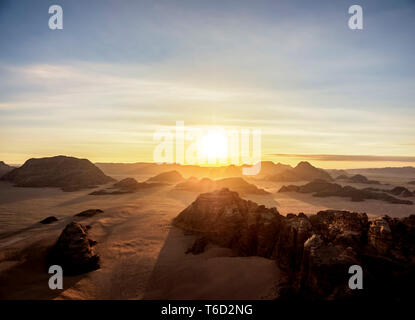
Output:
[198, 129, 228, 164]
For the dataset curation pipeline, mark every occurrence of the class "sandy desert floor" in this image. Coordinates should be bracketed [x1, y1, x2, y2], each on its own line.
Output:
[0, 173, 414, 299]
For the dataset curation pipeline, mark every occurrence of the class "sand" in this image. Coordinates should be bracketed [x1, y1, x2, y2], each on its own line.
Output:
[0, 172, 414, 299]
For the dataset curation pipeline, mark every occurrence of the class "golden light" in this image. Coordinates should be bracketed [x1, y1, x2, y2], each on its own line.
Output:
[198, 129, 228, 164]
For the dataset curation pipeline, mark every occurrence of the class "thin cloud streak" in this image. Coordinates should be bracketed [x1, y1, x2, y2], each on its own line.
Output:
[269, 154, 415, 162]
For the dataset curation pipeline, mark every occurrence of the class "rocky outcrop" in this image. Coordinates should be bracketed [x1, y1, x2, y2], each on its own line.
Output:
[1, 156, 115, 191]
[279, 179, 413, 205]
[90, 178, 163, 195]
[267, 161, 332, 182]
[113, 177, 140, 190]
[74, 209, 103, 218]
[173, 189, 415, 300]
[389, 186, 413, 197]
[0, 161, 14, 178]
[146, 170, 184, 184]
[174, 188, 281, 256]
[186, 237, 209, 254]
[174, 177, 269, 195]
[39, 216, 58, 224]
[48, 222, 100, 275]
[336, 174, 380, 185]
[364, 186, 414, 198]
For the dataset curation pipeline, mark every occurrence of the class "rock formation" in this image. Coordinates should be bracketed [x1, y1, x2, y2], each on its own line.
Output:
[249, 161, 293, 177]
[146, 170, 184, 184]
[174, 188, 280, 256]
[48, 222, 100, 275]
[279, 179, 413, 205]
[39, 216, 58, 224]
[336, 174, 380, 185]
[173, 188, 415, 300]
[0, 161, 14, 178]
[388, 186, 413, 197]
[74, 209, 103, 218]
[363, 186, 414, 198]
[0, 156, 115, 191]
[90, 177, 164, 195]
[267, 161, 332, 182]
[174, 177, 269, 195]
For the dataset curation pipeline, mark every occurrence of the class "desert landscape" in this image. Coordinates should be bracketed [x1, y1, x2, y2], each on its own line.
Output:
[0, 156, 414, 300]
[1, 0, 414, 305]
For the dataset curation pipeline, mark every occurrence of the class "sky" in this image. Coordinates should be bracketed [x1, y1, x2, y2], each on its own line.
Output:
[0, 0, 414, 168]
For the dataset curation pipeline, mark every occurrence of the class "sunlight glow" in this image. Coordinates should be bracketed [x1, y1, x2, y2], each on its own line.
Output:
[198, 129, 228, 164]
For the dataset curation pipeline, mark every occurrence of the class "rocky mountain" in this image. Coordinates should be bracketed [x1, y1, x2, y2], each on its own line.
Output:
[174, 177, 269, 195]
[267, 161, 332, 182]
[279, 179, 413, 205]
[0, 161, 14, 177]
[364, 186, 413, 198]
[146, 170, 185, 184]
[173, 188, 415, 300]
[336, 174, 380, 185]
[90, 177, 164, 195]
[348, 166, 415, 177]
[48, 222, 100, 275]
[173, 188, 279, 256]
[327, 169, 349, 178]
[247, 161, 293, 177]
[0, 156, 115, 191]
[96, 161, 292, 179]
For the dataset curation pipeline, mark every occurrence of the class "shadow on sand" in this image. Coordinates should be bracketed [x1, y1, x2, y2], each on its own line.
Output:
[143, 226, 282, 300]
[276, 191, 415, 217]
[0, 238, 87, 299]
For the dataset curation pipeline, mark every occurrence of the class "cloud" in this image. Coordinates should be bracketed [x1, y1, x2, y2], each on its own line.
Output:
[268, 154, 415, 162]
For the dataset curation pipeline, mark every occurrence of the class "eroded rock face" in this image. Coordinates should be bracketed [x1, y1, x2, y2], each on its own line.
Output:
[174, 188, 282, 256]
[174, 188, 415, 300]
[48, 222, 100, 275]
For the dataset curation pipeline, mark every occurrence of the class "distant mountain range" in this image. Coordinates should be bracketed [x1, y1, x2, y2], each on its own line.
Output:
[266, 161, 332, 182]
[95, 160, 332, 182]
[347, 166, 415, 177]
[335, 174, 380, 185]
[3, 155, 415, 190]
[95, 160, 292, 179]
[175, 176, 269, 195]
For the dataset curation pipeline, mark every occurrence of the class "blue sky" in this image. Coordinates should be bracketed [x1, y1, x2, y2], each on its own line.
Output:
[0, 0, 414, 167]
